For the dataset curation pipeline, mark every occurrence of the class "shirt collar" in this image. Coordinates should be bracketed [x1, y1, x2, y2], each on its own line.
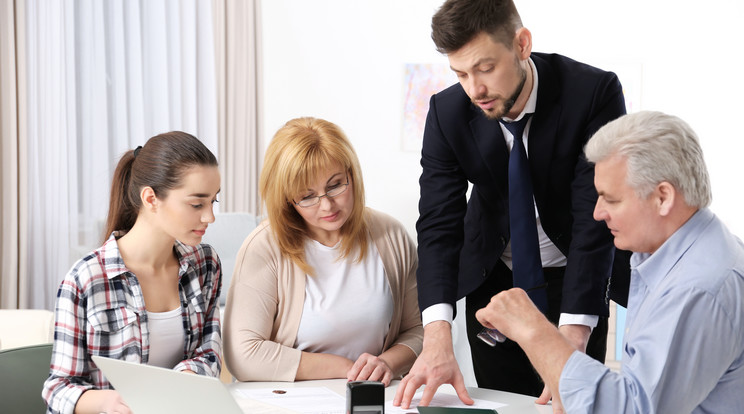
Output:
[174, 240, 197, 275]
[101, 232, 195, 280]
[631, 208, 713, 292]
[101, 233, 129, 280]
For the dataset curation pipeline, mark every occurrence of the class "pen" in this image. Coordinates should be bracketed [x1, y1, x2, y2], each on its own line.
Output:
[476, 284, 547, 346]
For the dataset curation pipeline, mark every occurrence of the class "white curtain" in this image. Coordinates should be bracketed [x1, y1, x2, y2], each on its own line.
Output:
[24, 0, 218, 309]
[0, 0, 28, 309]
[213, 0, 262, 214]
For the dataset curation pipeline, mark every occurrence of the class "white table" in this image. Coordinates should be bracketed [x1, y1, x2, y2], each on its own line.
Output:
[228, 379, 553, 413]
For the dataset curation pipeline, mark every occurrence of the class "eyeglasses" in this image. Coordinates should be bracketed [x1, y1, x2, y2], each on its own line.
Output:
[477, 283, 548, 346]
[477, 327, 507, 346]
[293, 177, 350, 208]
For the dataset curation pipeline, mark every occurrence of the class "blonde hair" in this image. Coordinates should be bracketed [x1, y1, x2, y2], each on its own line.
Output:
[259, 117, 368, 275]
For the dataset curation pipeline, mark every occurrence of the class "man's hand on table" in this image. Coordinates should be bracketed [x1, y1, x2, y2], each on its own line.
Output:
[393, 320, 473, 409]
[533, 324, 590, 413]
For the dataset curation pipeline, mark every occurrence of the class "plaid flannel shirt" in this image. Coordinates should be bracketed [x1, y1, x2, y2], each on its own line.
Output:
[43, 234, 223, 414]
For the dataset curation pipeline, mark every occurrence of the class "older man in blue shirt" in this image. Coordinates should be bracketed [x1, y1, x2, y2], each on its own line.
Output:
[476, 110, 744, 413]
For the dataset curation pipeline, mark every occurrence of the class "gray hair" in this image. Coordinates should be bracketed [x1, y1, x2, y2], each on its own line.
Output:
[585, 111, 711, 208]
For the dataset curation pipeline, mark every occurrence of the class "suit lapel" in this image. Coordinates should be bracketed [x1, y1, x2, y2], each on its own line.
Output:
[529, 55, 562, 202]
[469, 110, 509, 196]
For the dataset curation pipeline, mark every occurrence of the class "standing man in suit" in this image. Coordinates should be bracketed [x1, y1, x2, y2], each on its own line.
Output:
[394, 0, 628, 410]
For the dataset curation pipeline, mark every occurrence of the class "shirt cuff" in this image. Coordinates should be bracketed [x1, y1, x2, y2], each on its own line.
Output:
[560, 350, 611, 412]
[421, 303, 454, 327]
[558, 313, 598, 330]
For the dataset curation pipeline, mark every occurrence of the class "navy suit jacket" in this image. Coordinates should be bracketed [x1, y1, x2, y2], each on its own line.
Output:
[416, 52, 629, 316]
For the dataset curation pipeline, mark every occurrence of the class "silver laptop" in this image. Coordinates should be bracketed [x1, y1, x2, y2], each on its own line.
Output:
[91, 355, 243, 414]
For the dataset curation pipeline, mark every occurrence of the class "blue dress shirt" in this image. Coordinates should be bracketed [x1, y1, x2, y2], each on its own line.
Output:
[559, 208, 744, 413]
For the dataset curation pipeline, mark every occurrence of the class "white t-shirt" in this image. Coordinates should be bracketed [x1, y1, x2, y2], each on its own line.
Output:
[295, 240, 393, 361]
[147, 307, 185, 369]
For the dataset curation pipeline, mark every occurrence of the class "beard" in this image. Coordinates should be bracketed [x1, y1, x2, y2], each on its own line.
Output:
[474, 63, 528, 120]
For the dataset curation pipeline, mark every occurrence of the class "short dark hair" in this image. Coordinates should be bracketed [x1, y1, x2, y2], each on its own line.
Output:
[431, 0, 522, 54]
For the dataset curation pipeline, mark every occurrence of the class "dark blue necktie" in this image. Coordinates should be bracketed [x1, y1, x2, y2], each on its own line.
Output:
[501, 114, 548, 313]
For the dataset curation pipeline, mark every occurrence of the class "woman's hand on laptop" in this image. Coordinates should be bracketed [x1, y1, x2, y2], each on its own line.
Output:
[75, 389, 131, 414]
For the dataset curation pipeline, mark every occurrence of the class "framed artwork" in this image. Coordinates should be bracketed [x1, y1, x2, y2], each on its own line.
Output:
[401, 63, 457, 152]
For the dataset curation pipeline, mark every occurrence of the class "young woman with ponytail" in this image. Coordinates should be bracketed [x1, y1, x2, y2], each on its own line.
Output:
[43, 132, 223, 414]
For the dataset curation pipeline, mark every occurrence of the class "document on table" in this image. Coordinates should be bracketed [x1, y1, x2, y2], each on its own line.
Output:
[237, 387, 345, 414]
[236, 386, 507, 414]
[385, 391, 507, 414]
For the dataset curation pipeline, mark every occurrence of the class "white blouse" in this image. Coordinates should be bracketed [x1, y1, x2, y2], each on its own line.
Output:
[147, 307, 185, 369]
[295, 239, 393, 361]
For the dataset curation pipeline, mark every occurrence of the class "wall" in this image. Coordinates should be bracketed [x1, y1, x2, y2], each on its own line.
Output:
[260, 0, 744, 386]
[261, 0, 744, 237]
[260, 0, 444, 234]
[518, 0, 744, 234]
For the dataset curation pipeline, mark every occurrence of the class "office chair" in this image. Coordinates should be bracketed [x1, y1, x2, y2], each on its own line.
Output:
[201, 212, 261, 306]
[0, 343, 53, 413]
[0, 309, 54, 350]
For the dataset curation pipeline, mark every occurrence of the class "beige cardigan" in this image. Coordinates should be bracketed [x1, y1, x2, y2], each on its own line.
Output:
[223, 208, 423, 381]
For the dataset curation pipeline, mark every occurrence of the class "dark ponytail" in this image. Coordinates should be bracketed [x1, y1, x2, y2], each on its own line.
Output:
[102, 131, 218, 242]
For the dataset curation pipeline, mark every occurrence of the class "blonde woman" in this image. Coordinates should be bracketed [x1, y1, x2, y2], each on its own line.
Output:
[224, 117, 422, 386]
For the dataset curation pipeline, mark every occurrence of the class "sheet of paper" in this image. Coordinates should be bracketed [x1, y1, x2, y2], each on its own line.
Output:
[237, 387, 345, 414]
[385, 391, 507, 414]
[237, 386, 508, 414]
